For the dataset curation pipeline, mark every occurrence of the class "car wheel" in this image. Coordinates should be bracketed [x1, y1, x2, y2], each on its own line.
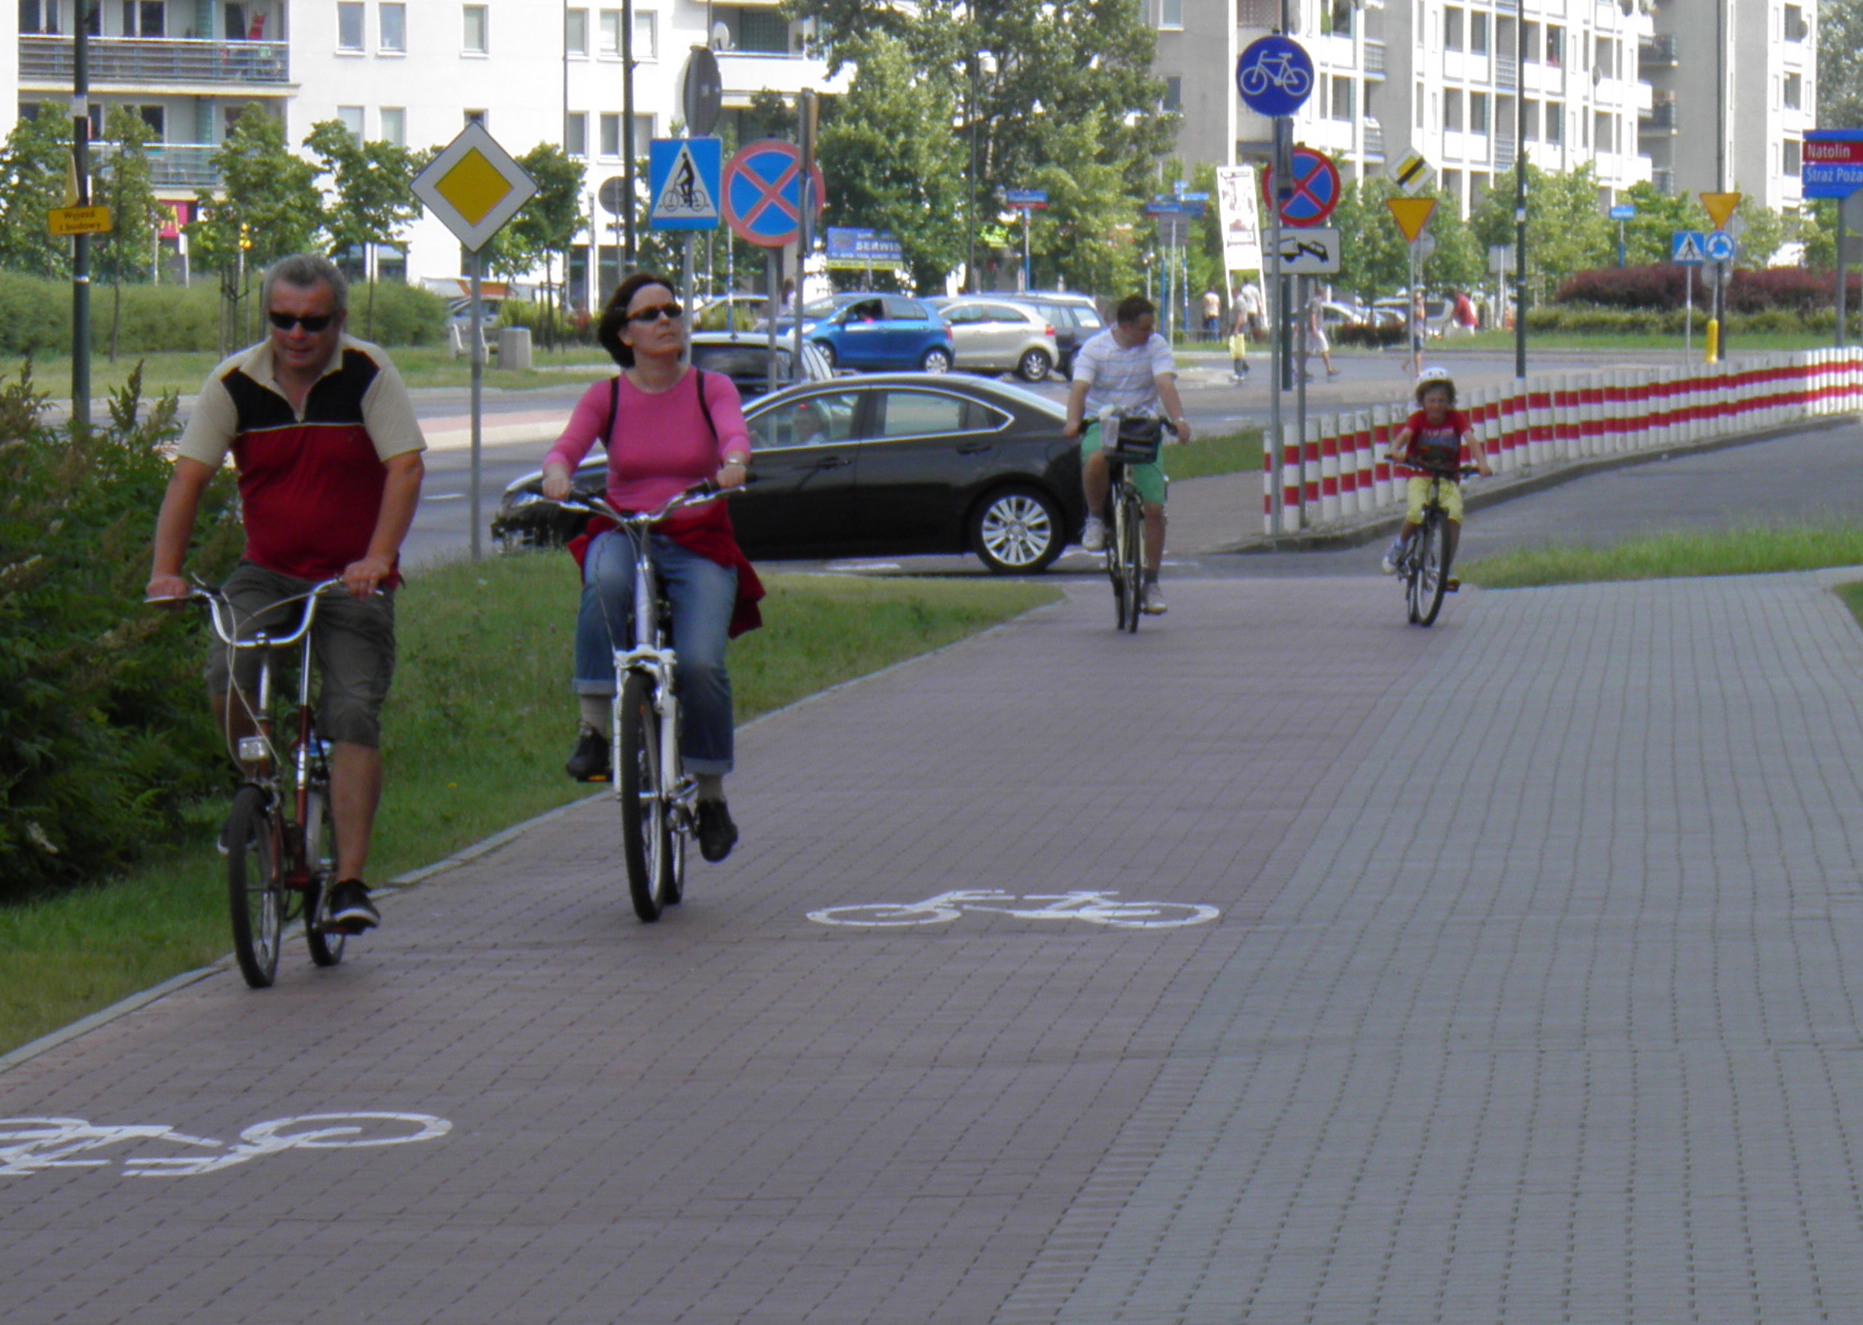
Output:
[814, 340, 836, 370]
[921, 346, 952, 373]
[1017, 348, 1052, 383]
[971, 485, 1064, 575]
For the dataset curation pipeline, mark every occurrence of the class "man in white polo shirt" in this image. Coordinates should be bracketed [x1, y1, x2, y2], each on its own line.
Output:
[1062, 295, 1193, 615]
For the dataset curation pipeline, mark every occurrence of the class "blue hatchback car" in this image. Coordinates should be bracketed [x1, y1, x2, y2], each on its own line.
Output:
[810, 294, 955, 374]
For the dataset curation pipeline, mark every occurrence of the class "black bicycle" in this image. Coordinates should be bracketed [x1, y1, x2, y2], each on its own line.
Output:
[550, 484, 727, 922]
[1392, 464, 1478, 627]
[1099, 410, 1172, 633]
[173, 580, 351, 987]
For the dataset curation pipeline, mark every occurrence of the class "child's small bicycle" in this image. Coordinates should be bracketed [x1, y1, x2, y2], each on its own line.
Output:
[174, 579, 352, 988]
[1390, 463, 1479, 627]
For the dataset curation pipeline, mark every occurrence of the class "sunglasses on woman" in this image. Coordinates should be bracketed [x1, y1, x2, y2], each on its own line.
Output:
[268, 311, 336, 332]
[626, 303, 684, 324]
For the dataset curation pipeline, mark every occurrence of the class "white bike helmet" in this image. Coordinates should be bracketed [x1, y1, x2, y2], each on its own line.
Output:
[1415, 366, 1456, 404]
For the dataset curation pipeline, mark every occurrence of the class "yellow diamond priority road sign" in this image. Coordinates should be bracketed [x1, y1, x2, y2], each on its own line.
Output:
[412, 122, 538, 253]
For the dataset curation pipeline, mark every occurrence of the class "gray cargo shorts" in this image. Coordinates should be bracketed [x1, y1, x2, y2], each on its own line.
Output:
[205, 561, 397, 749]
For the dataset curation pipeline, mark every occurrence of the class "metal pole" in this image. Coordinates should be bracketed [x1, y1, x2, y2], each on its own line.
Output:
[1513, 0, 1527, 381]
[794, 91, 814, 383]
[469, 247, 484, 562]
[1838, 206, 1849, 350]
[71, 4, 92, 427]
[621, 0, 636, 268]
[1685, 264, 1693, 359]
[966, 53, 978, 293]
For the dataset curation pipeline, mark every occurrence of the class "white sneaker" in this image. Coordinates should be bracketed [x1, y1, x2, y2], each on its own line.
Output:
[1380, 552, 1399, 575]
[1140, 583, 1168, 615]
[1081, 516, 1107, 552]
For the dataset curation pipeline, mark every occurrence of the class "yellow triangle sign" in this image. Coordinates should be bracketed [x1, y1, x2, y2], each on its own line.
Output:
[1700, 191, 1741, 230]
[1386, 196, 1437, 244]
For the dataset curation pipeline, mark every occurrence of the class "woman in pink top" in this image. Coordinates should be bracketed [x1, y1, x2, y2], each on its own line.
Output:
[542, 273, 759, 863]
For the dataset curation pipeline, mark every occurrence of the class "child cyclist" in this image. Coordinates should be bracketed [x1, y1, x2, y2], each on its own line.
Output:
[1380, 367, 1493, 577]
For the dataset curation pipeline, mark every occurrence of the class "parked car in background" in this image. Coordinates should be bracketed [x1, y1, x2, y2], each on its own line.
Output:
[492, 374, 1084, 574]
[936, 298, 1061, 382]
[809, 295, 956, 373]
[688, 332, 832, 399]
[1372, 292, 1454, 337]
[1014, 294, 1105, 378]
[692, 293, 774, 333]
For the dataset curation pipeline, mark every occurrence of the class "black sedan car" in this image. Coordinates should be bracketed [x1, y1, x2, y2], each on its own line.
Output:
[492, 373, 1085, 574]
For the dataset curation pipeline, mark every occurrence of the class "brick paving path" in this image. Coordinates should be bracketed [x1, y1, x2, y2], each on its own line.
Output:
[9, 565, 1863, 1323]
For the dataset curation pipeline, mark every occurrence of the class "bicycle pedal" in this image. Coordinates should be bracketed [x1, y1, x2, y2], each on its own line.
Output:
[1446, 578, 1461, 592]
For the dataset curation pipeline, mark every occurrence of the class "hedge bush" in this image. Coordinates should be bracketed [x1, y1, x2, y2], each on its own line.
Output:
[0, 274, 450, 356]
[1524, 304, 1850, 337]
[0, 366, 242, 903]
[1555, 264, 1862, 316]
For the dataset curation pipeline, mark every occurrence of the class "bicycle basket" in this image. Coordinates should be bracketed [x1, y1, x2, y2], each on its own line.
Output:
[1105, 416, 1163, 464]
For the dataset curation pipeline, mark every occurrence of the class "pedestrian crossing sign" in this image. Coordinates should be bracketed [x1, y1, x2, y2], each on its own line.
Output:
[1671, 231, 1706, 266]
[649, 138, 722, 231]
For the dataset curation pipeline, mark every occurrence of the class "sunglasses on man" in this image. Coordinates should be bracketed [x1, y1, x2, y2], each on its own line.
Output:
[268, 311, 338, 333]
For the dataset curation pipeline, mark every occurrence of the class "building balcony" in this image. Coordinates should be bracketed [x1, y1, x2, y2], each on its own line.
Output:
[19, 35, 289, 87]
[1364, 120, 1384, 160]
[1363, 38, 1386, 79]
[716, 50, 849, 102]
[1641, 104, 1676, 131]
[1640, 34, 1678, 67]
[92, 141, 221, 190]
[1652, 166, 1675, 196]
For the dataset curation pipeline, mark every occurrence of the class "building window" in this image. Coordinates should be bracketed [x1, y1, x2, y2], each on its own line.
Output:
[566, 7, 588, 55]
[1545, 101, 1563, 144]
[1237, 0, 1276, 26]
[1545, 25, 1563, 67]
[1595, 36, 1613, 80]
[463, 4, 488, 54]
[122, 1, 165, 36]
[1163, 76, 1182, 112]
[565, 111, 588, 157]
[599, 8, 620, 53]
[738, 9, 787, 52]
[1321, 0, 1353, 38]
[381, 106, 406, 146]
[1445, 88, 1463, 131]
[19, 0, 59, 35]
[1471, 12, 1488, 55]
[1785, 138, 1802, 175]
[1415, 81, 1426, 128]
[1594, 112, 1612, 151]
[337, 1, 364, 50]
[1784, 4, 1806, 41]
[338, 105, 365, 141]
[136, 104, 164, 137]
[1523, 21, 1538, 62]
[1444, 7, 1463, 52]
[1160, 0, 1183, 29]
[380, 3, 406, 52]
[1331, 76, 1354, 121]
[1471, 90, 1489, 135]
[1785, 73, 1802, 110]
[600, 112, 621, 157]
[634, 10, 657, 59]
[1524, 98, 1539, 141]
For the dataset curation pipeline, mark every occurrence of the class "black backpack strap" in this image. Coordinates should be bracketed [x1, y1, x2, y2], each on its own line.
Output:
[692, 366, 717, 442]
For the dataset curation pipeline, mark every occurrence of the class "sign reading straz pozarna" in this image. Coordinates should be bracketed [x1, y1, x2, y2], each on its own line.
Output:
[1804, 131, 1863, 199]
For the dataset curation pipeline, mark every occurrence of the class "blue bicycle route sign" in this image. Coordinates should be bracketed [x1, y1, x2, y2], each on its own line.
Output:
[1236, 35, 1314, 117]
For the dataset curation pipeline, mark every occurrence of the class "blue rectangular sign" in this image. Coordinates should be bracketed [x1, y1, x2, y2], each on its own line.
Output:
[1005, 189, 1048, 207]
[1803, 130, 1863, 200]
[1609, 205, 1635, 220]
[824, 227, 903, 262]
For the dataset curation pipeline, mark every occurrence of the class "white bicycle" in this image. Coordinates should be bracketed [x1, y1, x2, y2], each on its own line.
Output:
[808, 889, 1219, 929]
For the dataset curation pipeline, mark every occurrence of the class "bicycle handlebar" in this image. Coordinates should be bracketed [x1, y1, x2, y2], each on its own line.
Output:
[545, 481, 732, 528]
[1383, 455, 1482, 478]
[151, 577, 347, 651]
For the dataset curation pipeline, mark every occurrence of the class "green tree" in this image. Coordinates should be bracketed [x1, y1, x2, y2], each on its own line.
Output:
[818, 30, 966, 292]
[1469, 162, 1612, 303]
[498, 144, 586, 346]
[1330, 177, 1411, 301]
[796, 0, 1173, 291]
[188, 105, 324, 353]
[1820, 0, 1863, 132]
[1617, 181, 1708, 266]
[95, 107, 163, 360]
[0, 108, 74, 278]
[305, 120, 422, 339]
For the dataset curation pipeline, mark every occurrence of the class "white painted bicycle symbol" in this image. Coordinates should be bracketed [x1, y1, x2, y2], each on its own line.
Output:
[807, 890, 1219, 929]
[0, 1112, 451, 1178]
[1238, 50, 1312, 99]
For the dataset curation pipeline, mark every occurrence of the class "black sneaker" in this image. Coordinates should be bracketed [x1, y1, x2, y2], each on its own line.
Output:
[565, 727, 611, 782]
[697, 800, 738, 863]
[327, 880, 380, 934]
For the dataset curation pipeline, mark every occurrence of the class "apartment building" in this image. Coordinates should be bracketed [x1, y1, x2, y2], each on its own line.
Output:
[1152, 0, 1811, 219]
[11, 1, 840, 303]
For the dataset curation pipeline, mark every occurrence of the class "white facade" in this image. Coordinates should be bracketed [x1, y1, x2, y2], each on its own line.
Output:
[1152, 0, 1810, 217]
[11, 0, 843, 301]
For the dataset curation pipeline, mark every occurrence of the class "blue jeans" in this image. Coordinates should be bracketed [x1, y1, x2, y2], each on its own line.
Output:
[574, 530, 737, 775]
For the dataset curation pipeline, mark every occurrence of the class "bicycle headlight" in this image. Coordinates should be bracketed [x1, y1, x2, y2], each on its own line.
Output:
[237, 736, 270, 764]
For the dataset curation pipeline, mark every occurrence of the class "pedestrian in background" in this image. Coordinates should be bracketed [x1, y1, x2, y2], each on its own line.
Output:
[1229, 303, 1251, 383]
[1200, 288, 1222, 343]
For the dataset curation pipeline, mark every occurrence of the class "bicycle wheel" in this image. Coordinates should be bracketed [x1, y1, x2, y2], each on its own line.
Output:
[617, 672, 671, 922]
[1415, 512, 1450, 627]
[1117, 491, 1144, 634]
[303, 777, 346, 968]
[226, 785, 285, 988]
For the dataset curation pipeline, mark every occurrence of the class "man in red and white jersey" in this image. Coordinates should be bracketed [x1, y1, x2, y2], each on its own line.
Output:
[146, 254, 426, 935]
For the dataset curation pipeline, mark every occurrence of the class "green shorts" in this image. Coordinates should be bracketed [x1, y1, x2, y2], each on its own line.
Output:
[205, 561, 398, 749]
[1082, 421, 1168, 506]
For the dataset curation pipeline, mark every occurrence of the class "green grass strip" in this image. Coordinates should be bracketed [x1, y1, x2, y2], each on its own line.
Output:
[0, 561, 1058, 1057]
[1164, 428, 1262, 482]
[1463, 524, 1863, 589]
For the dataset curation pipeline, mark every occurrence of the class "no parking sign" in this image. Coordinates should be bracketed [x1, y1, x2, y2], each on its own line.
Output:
[1260, 148, 1341, 228]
